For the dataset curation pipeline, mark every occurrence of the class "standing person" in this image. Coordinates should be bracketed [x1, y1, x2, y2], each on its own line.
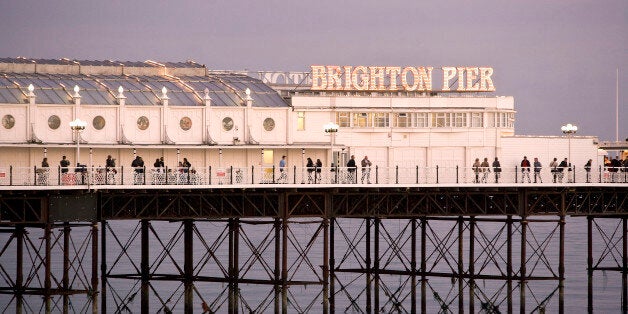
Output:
[347, 155, 357, 183]
[361, 156, 372, 184]
[480, 158, 490, 183]
[106, 155, 116, 171]
[38, 157, 50, 185]
[557, 158, 568, 183]
[472, 158, 481, 183]
[278, 155, 287, 183]
[492, 157, 502, 183]
[533, 157, 543, 183]
[315, 158, 323, 183]
[60, 156, 70, 173]
[132, 156, 144, 184]
[182, 158, 191, 173]
[621, 156, 628, 183]
[520, 156, 531, 183]
[306, 157, 314, 183]
[584, 159, 592, 183]
[550, 158, 559, 183]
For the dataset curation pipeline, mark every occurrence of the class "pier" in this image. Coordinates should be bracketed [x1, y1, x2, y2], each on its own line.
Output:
[0, 174, 626, 313]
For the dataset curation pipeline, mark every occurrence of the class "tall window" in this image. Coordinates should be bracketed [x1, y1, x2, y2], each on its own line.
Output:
[374, 113, 389, 127]
[471, 112, 483, 127]
[431, 113, 449, 127]
[453, 113, 467, 127]
[394, 113, 410, 127]
[415, 113, 428, 127]
[353, 113, 371, 127]
[337, 112, 350, 127]
[297, 112, 305, 130]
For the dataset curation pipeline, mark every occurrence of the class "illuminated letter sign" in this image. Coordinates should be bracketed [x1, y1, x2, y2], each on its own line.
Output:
[311, 65, 494, 92]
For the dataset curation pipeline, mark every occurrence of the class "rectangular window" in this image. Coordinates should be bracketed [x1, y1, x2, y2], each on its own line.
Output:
[415, 113, 428, 127]
[337, 112, 350, 127]
[374, 113, 389, 127]
[297, 112, 305, 131]
[507, 113, 515, 128]
[487, 113, 496, 127]
[453, 112, 466, 127]
[471, 112, 483, 127]
[394, 113, 409, 127]
[431, 113, 449, 127]
[353, 112, 371, 127]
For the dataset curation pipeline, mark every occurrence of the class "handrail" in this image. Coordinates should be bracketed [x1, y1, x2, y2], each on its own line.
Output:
[0, 165, 626, 187]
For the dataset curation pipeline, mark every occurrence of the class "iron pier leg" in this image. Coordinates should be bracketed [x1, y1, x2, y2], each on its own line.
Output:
[63, 222, 70, 313]
[374, 218, 380, 313]
[184, 220, 194, 314]
[469, 217, 475, 313]
[141, 220, 149, 314]
[330, 217, 336, 313]
[421, 218, 427, 314]
[411, 218, 417, 314]
[623, 217, 627, 313]
[274, 217, 281, 314]
[45, 223, 51, 313]
[587, 216, 593, 313]
[507, 215, 513, 314]
[559, 214, 565, 314]
[520, 218, 528, 314]
[282, 196, 289, 314]
[323, 198, 330, 314]
[228, 218, 240, 314]
[366, 218, 372, 314]
[16, 225, 24, 313]
[101, 221, 108, 314]
[458, 216, 464, 313]
[234, 218, 240, 314]
[91, 222, 98, 314]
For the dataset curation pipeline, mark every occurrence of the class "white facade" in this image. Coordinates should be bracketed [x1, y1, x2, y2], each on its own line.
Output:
[0, 59, 601, 178]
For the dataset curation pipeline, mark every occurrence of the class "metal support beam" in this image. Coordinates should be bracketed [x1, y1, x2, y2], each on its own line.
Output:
[184, 220, 193, 314]
[101, 221, 108, 314]
[366, 218, 372, 313]
[520, 217, 528, 314]
[63, 223, 70, 313]
[91, 222, 99, 314]
[141, 220, 149, 314]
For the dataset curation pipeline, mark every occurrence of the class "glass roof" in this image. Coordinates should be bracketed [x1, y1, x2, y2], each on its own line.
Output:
[0, 72, 288, 107]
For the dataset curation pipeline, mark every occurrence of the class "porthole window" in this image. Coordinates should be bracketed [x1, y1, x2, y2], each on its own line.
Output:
[2, 114, 15, 129]
[180, 117, 192, 131]
[222, 117, 234, 131]
[93, 116, 106, 130]
[137, 116, 149, 130]
[48, 115, 60, 130]
[263, 118, 275, 131]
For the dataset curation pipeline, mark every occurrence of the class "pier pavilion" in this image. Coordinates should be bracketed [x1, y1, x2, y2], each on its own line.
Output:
[0, 58, 626, 313]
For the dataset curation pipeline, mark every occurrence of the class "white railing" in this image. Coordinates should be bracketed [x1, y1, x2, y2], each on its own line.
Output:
[0, 165, 626, 187]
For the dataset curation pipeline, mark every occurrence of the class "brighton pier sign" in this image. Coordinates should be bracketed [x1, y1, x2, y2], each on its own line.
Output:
[311, 65, 495, 92]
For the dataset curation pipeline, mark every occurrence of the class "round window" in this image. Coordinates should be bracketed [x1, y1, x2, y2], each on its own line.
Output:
[48, 115, 61, 130]
[180, 117, 192, 131]
[137, 116, 149, 130]
[93, 116, 106, 130]
[222, 117, 234, 131]
[2, 114, 15, 129]
[263, 118, 275, 131]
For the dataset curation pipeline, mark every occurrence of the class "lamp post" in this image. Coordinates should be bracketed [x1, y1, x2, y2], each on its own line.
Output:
[561, 123, 577, 180]
[69, 118, 87, 167]
[324, 122, 339, 166]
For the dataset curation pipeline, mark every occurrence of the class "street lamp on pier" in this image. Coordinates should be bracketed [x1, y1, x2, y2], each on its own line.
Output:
[324, 122, 339, 166]
[561, 123, 577, 179]
[69, 118, 87, 167]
